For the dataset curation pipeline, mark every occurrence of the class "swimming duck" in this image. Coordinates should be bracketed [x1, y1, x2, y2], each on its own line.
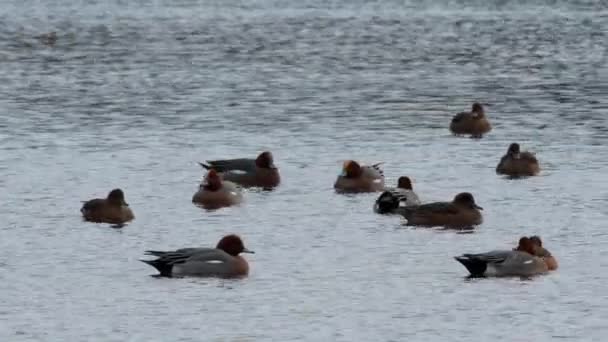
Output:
[192, 169, 243, 209]
[496, 143, 540, 177]
[199, 151, 280, 189]
[398, 192, 483, 228]
[36, 31, 57, 46]
[374, 176, 422, 214]
[455, 237, 548, 277]
[141, 234, 254, 278]
[449, 103, 491, 138]
[81, 188, 134, 224]
[334, 160, 385, 193]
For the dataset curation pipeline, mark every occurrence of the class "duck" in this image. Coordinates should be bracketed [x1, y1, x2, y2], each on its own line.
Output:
[80, 188, 134, 224]
[334, 160, 385, 193]
[398, 192, 483, 228]
[141, 234, 254, 278]
[449, 103, 491, 138]
[529, 235, 558, 270]
[374, 176, 422, 214]
[455, 237, 548, 277]
[192, 169, 243, 209]
[496, 143, 540, 177]
[199, 151, 280, 189]
[36, 31, 57, 46]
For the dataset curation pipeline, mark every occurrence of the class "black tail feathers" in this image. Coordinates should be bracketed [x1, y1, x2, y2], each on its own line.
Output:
[454, 256, 487, 277]
[374, 191, 401, 214]
[140, 259, 173, 277]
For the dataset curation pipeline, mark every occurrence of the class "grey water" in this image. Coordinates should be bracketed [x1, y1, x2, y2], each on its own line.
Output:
[1, 0, 607, 341]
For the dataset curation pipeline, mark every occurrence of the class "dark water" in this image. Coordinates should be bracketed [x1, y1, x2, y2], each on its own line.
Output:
[1, 0, 607, 340]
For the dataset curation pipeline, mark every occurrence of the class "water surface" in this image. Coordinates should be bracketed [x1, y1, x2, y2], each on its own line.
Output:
[1, 0, 607, 341]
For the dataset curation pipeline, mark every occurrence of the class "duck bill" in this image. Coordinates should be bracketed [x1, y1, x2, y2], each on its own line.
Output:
[242, 248, 255, 254]
[474, 204, 483, 210]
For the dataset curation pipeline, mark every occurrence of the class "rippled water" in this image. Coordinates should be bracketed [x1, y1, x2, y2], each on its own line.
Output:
[1, 0, 607, 340]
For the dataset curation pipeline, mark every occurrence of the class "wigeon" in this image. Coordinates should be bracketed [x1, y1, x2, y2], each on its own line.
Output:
[192, 169, 243, 209]
[80, 188, 134, 224]
[496, 143, 540, 177]
[334, 160, 385, 193]
[141, 234, 254, 278]
[449, 103, 491, 138]
[530, 235, 558, 270]
[199, 151, 280, 189]
[399, 192, 483, 228]
[374, 176, 422, 214]
[455, 237, 548, 277]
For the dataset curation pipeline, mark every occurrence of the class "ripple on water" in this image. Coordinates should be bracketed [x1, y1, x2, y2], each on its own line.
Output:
[1, 1, 608, 341]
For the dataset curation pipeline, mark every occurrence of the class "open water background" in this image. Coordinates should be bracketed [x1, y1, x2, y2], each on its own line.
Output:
[1, 0, 607, 341]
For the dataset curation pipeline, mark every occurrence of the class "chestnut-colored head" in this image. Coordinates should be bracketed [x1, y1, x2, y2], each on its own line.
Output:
[530, 235, 543, 247]
[397, 176, 413, 190]
[216, 234, 254, 256]
[471, 103, 484, 117]
[204, 169, 223, 191]
[453, 192, 482, 210]
[255, 151, 276, 169]
[107, 188, 127, 206]
[342, 160, 363, 178]
[516, 236, 536, 255]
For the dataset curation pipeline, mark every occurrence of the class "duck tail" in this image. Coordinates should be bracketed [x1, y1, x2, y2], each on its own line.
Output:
[144, 250, 167, 257]
[140, 259, 173, 277]
[198, 162, 211, 170]
[454, 255, 487, 277]
[374, 191, 400, 214]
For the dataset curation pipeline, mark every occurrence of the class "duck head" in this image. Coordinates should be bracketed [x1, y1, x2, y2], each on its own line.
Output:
[203, 169, 223, 191]
[255, 151, 277, 169]
[216, 234, 254, 256]
[507, 143, 521, 159]
[397, 176, 413, 190]
[453, 192, 482, 210]
[471, 102, 485, 118]
[107, 188, 128, 206]
[341, 160, 363, 178]
[530, 235, 543, 247]
[516, 236, 536, 255]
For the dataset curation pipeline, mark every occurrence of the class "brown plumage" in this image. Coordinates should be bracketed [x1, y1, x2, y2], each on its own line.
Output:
[192, 169, 243, 210]
[81, 188, 134, 224]
[334, 160, 385, 193]
[496, 143, 540, 177]
[399, 192, 483, 228]
[199, 151, 280, 189]
[449, 103, 492, 138]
